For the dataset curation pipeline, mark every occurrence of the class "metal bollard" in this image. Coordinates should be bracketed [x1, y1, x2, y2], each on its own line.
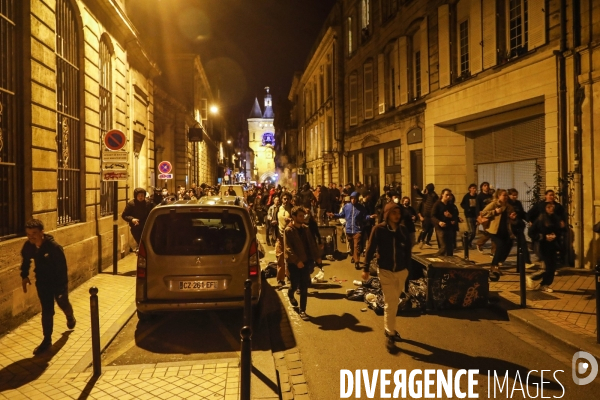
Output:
[240, 279, 253, 400]
[595, 260, 600, 344]
[463, 231, 469, 260]
[89, 287, 102, 376]
[517, 235, 527, 308]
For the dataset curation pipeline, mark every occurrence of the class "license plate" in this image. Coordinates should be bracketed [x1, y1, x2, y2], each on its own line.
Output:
[178, 280, 219, 290]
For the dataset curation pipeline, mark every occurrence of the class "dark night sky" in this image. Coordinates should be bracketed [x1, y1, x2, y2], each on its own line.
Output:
[127, 0, 337, 129]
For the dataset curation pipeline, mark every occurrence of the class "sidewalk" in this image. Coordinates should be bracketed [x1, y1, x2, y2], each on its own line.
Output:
[416, 240, 599, 357]
[0, 254, 241, 400]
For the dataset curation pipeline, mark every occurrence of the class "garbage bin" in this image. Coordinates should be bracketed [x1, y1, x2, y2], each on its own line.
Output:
[411, 254, 489, 311]
[318, 225, 338, 258]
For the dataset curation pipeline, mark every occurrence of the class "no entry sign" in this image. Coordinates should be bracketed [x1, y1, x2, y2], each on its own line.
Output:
[104, 129, 127, 151]
[158, 161, 172, 174]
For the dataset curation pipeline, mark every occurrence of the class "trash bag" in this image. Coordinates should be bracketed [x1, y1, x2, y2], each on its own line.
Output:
[407, 278, 428, 308]
[264, 262, 277, 279]
[362, 276, 381, 290]
[346, 286, 367, 301]
[366, 291, 385, 315]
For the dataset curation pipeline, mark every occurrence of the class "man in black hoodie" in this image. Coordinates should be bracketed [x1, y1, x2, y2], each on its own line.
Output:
[414, 183, 439, 248]
[364, 202, 412, 352]
[121, 187, 155, 245]
[21, 219, 76, 354]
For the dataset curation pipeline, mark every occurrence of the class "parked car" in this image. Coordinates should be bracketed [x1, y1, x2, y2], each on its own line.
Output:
[135, 199, 262, 320]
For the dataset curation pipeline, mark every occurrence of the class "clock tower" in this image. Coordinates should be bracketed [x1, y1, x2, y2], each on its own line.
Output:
[247, 87, 276, 183]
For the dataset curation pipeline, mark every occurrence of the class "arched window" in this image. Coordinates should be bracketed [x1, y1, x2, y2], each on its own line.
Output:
[99, 35, 114, 216]
[56, 0, 82, 226]
[0, 0, 23, 239]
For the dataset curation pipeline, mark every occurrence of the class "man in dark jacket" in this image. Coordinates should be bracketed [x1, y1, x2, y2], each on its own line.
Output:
[121, 187, 154, 245]
[363, 202, 412, 352]
[460, 184, 478, 248]
[414, 183, 439, 248]
[284, 206, 322, 320]
[21, 219, 76, 355]
[431, 189, 458, 256]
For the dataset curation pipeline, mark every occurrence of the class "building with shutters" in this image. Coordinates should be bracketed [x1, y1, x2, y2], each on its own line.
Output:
[0, 0, 219, 335]
[288, 0, 600, 268]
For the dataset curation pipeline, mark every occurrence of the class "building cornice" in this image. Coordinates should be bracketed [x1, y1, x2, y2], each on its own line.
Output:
[300, 27, 336, 86]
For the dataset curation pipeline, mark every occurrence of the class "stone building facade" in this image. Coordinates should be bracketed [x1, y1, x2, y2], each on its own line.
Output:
[288, 0, 600, 268]
[0, 0, 219, 335]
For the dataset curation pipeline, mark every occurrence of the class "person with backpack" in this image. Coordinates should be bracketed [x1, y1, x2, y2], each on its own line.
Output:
[363, 202, 412, 352]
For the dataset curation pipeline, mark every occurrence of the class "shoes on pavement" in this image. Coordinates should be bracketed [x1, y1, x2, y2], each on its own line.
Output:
[288, 296, 298, 307]
[419, 241, 425, 250]
[385, 330, 402, 342]
[525, 275, 537, 289]
[540, 285, 554, 293]
[351, 257, 355, 264]
[33, 338, 52, 355]
[354, 263, 362, 270]
[525, 263, 536, 269]
[385, 336, 396, 353]
[299, 311, 309, 321]
[476, 244, 484, 254]
[67, 315, 76, 330]
[277, 280, 285, 288]
[489, 270, 501, 282]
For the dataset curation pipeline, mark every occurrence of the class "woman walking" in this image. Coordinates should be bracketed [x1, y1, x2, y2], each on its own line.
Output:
[480, 189, 517, 280]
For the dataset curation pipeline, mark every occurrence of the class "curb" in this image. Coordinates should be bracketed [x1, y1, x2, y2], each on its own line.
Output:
[273, 349, 310, 400]
[492, 295, 600, 360]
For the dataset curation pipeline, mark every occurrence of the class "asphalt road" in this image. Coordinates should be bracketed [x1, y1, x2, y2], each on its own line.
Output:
[262, 224, 600, 400]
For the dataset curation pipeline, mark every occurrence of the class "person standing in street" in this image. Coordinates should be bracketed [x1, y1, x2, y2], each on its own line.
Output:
[414, 183, 439, 248]
[328, 192, 377, 270]
[121, 187, 154, 246]
[363, 202, 412, 352]
[527, 202, 563, 292]
[460, 184, 478, 248]
[21, 219, 76, 355]
[284, 206, 322, 320]
[400, 196, 418, 246]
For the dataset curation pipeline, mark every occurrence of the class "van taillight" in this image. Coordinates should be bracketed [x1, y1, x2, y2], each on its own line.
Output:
[249, 240, 259, 277]
[137, 241, 147, 278]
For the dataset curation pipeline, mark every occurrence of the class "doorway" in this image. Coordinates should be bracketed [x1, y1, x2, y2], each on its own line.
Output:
[410, 149, 423, 208]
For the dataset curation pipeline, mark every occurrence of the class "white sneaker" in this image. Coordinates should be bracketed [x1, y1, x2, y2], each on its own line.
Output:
[525, 276, 539, 289]
[540, 285, 554, 293]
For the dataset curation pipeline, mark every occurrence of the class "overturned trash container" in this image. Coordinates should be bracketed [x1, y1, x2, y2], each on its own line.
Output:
[411, 254, 489, 311]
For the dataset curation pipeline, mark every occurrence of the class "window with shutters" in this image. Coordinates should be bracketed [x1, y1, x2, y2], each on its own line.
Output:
[56, 0, 82, 226]
[414, 51, 421, 99]
[363, 61, 374, 120]
[361, 0, 371, 43]
[508, 0, 528, 57]
[99, 36, 114, 217]
[349, 73, 358, 126]
[459, 20, 470, 76]
[319, 67, 324, 106]
[387, 48, 397, 109]
[0, 0, 24, 240]
[326, 58, 332, 98]
[381, 0, 398, 23]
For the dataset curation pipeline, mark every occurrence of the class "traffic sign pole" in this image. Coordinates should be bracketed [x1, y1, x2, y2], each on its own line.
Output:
[113, 181, 118, 275]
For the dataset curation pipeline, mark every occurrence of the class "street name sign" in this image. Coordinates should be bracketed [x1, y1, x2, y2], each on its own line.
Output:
[158, 173, 173, 179]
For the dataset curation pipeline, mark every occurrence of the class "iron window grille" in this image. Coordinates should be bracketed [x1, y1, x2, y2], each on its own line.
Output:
[56, 0, 81, 226]
[0, 0, 24, 240]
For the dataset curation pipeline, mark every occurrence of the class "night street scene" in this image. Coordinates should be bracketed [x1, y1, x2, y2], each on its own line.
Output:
[1, 0, 600, 399]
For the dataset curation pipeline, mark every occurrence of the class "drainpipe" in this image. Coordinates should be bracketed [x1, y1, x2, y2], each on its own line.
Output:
[571, 0, 584, 268]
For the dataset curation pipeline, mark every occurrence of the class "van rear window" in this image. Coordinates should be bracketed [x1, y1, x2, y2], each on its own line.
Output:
[150, 212, 247, 255]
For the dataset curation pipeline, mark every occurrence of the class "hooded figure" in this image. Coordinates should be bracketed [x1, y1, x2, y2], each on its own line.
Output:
[121, 187, 154, 244]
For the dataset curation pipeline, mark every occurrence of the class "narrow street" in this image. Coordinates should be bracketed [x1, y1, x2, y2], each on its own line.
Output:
[259, 225, 600, 399]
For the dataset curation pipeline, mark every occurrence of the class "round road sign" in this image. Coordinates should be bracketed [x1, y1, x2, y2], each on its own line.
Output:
[158, 161, 172, 174]
[104, 129, 127, 151]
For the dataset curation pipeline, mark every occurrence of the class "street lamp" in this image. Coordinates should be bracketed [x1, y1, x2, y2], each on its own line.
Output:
[227, 139, 231, 144]
[210, 105, 219, 114]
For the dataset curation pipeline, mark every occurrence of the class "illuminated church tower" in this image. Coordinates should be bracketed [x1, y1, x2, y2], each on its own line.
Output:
[247, 87, 276, 183]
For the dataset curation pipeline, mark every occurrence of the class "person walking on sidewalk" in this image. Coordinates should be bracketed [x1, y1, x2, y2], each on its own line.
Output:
[460, 184, 478, 248]
[431, 189, 458, 256]
[401, 196, 418, 247]
[475, 182, 494, 254]
[121, 187, 154, 246]
[275, 193, 293, 287]
[21, 219, 76, 355]
[414, 183, 439, 248]
[284, 206, 322, 320]
[363, 202, 412, 353]
[328, 192, 377, 270]
[508, 188, 535, 270]
[480, 189, 518, 279]
[526, 202, 563, 292]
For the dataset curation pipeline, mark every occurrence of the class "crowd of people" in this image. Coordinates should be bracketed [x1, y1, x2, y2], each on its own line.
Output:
[116, 178, 574, 352]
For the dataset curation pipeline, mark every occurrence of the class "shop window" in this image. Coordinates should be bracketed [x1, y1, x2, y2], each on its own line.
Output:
[385, 146, 401, 166]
